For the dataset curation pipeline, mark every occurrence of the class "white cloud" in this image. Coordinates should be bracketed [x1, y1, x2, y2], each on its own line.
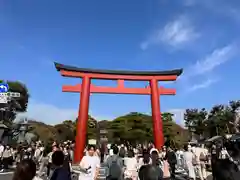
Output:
[168, 109, 185, 127]
[188, 78, 218, 92]
[17, 100, 77, 125]
[141, 16, 199, 50]
[178, 44, 236, 93]
[183, 0, 197, 6]
[140, 42, 149, 51]
[17, 100, 110, 125]
[182, 0, 240, 22]
[228, 7, 240, 22]
[180, 44, 236, 92]
[190, 44, 236, 76]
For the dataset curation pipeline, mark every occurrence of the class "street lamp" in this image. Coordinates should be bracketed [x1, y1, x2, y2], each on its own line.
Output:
[16, 117, 31, 144]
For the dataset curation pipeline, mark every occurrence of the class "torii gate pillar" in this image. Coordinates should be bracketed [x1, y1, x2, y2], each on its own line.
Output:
[150, 78, 163, 148]
[75, 76, 91, 162]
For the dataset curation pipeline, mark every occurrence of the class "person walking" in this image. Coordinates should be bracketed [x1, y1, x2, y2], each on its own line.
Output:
[183, 145, 196, 180]
[105, 145, 124, 180]
[165, 147, 177, 179]
[79, 145, 100, 180]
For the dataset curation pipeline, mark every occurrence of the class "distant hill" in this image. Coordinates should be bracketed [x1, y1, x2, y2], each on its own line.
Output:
[26, 112, 189, 146]
[28, 120, 58, 143]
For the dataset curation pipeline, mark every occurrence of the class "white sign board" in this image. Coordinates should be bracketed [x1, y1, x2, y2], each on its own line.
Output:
[8, 92, 21, 97]
[88, 139, 97, 145]
[0, 92, 21, 104]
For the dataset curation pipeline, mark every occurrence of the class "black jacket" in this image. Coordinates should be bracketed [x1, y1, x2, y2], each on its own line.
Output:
[165, 151, 177, 165]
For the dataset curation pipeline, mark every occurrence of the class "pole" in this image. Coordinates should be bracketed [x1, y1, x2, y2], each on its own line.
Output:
[150, 78, 164, 150]
[74, 76, 91, 164]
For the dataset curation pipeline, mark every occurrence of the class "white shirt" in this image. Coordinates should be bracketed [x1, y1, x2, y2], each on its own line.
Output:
[133, 148, 138, 154]
[109, 149, 114, 156]
[47, 152, 53, 163]
[34, 148, 41, 159]
[0, 145, 4, 156]
[184, 151, 194, 163]
[124, 157, 138, 171]
[192, 147, 205, 163]
[79, 155, 100, 180]
[179, 150, 184, 157]
[183, 151, 196, 179]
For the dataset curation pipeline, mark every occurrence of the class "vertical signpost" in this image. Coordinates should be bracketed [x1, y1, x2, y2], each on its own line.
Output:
[0, 83, 22, 144]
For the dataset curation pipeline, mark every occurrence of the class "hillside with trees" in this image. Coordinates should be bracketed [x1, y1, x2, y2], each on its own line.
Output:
[1, 80, 240, 147]
[27, 112, 188, 148]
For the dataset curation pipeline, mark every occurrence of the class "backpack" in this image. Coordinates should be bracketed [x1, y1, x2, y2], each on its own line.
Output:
[109, 157, 122, 179]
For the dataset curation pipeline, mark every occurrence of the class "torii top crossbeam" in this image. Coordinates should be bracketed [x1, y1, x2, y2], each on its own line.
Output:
[54, 62, 183, 95]
[55, 62, 182, 79]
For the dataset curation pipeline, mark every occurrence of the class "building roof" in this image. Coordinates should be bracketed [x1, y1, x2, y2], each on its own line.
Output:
[54, 62, 183, 76]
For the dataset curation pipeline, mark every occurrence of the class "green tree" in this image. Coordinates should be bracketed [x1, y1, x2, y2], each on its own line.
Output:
[184, 108, 207, 139]
[27, 120, 56, 144]
[206, 105, 233, 136]
[109, 112, 153, 144]
[184, 100, 240, 140]
[87, 115, 97, 140]
[54, 123, 75, 142]
[162, 112, 187, 148]
[228, 100, 240, 133]
[74, 115, 98, 140]
[108, 112, 187, 147]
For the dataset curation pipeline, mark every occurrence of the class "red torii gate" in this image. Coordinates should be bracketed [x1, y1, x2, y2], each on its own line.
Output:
[54, 62, 182, 163]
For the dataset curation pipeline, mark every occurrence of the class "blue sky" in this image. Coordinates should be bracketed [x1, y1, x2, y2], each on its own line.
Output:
[1, 0, 240, 125]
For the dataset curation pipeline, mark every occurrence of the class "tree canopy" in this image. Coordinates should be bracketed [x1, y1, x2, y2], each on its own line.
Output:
[184, 100, 240, 141]
[27, 112, 187, 148]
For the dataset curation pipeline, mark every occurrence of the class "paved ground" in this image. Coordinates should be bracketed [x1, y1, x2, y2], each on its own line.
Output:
[0, 172, 14, 180]
[0, 173, 213, 180]
[0, 167, 212, 180]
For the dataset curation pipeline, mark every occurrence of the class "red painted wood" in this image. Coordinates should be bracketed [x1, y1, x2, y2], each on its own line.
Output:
[150, 78, 164, 149]
[117, 79, 124, 88]
[74, 76, 91, 164]
[56, 68, 181, 162]
[60, 70, 177, 81]
[62, 84, 176, 95]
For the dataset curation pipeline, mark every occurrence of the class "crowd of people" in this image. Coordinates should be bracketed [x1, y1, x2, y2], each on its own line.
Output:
[1, 139, 240, 180]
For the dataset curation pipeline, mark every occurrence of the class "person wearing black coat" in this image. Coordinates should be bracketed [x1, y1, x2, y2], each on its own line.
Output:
[165, 147, 177, 179]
